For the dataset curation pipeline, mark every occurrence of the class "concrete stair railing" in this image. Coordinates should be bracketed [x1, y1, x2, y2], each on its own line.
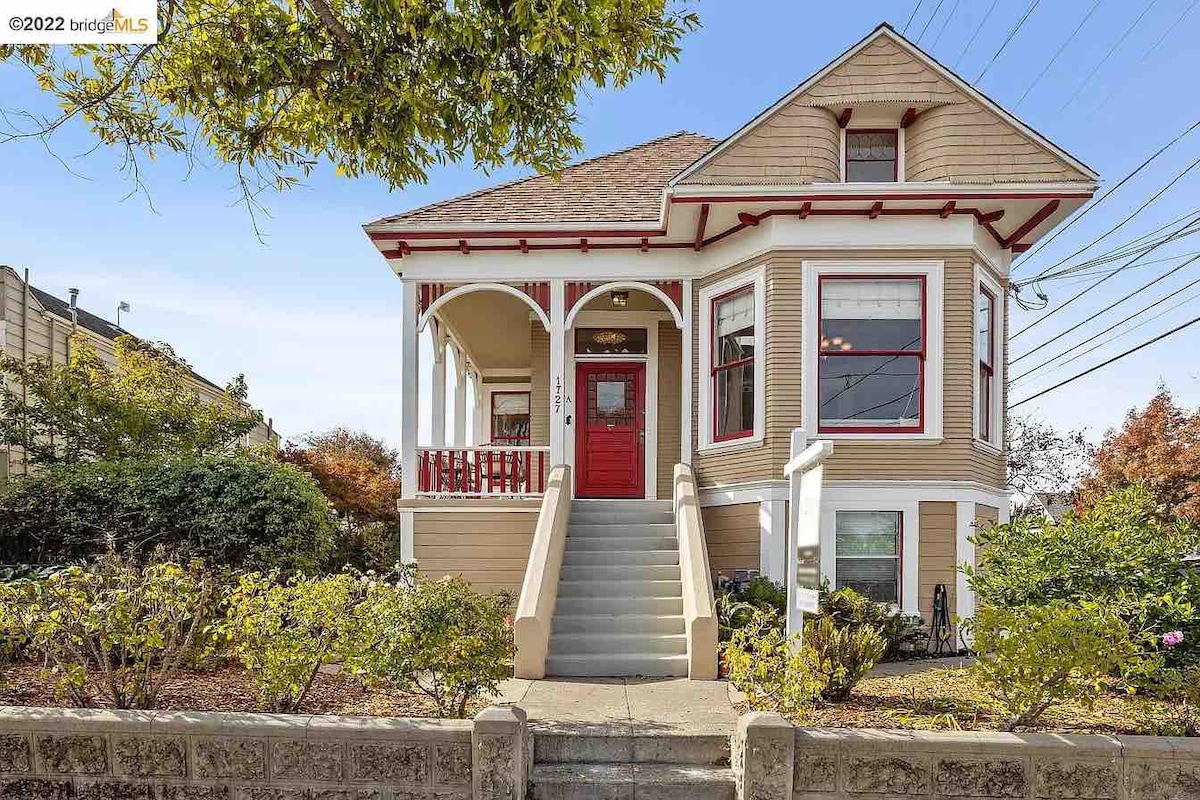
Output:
[674, 463, 719, 680]
[513, 465, 572, 680]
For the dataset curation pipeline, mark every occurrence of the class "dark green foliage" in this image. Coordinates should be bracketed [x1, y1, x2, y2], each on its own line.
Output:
[0, 455, 336, 573]
[818, 585, 926, 660]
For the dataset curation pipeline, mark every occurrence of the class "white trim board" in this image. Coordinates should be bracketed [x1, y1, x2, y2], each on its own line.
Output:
[698, 478, 1011, 509]
[697, 265, 767, 453]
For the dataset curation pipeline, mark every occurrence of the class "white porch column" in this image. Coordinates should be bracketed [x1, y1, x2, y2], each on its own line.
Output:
[452, 348, 468, 446]
[471, 370, 486, 445]
[430, 324, 447, 447]
[760, 499, 787, 584]
[549, 280, 566, 467]
[399, 280, 419, 501]
[955, 500, 977, 644]
[681, 278, 694, 464]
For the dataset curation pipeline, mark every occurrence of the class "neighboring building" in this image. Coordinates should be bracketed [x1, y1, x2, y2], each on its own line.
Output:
[363, 24, 1097, 676]
[0, 265, 279, 477]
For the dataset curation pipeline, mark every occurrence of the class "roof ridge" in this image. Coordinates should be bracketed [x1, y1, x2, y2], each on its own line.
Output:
[369, 131, 716, 226]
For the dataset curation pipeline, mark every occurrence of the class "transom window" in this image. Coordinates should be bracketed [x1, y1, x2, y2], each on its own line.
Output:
[818, 276, 925, 433]
[978, 285, 996, 444]
[712, 286, 756, 441]
[845, 130, 898, 182]
[490, 392, 530, 445]
[835, 510, 901, 604]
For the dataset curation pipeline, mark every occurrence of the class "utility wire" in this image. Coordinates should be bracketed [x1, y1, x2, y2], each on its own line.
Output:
[1058, 0, 1159, 113]
[1030, 208, 1200, 282]
[1012, 258, 1200, 383]
[1013, 212, 1200, 340]
[930, 0, 960, 48]
[1015, 0, 1104, 108]
[1012, 118, 1200, 274]
[1016, 153, 1200, 288]
[955, 0, 1000, 67]
[1095, 0, 1200, 112]
[1049, 250, 1200, 284]
[917, 0, 946, 42]
[976, 0, 1042, 82]
[904, 0, 924, 32]
[1011, 313, 1200, 408]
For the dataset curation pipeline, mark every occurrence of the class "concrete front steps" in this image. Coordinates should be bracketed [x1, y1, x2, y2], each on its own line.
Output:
[547, 500, 687, 678]
[530, 728, 734, 800]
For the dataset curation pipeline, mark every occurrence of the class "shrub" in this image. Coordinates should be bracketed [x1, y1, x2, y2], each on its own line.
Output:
[818, 585, 925, 659]
[805, 615, 887, 700]
[347, 575, 513, 718]
[0, 557, 218, 708]
[0, 455, 337, 573]
[970, 602, 1140, 730]
[967, 485, 1200, 668]
[1137, 665, 1200, 736]
[724, 610, 826, 716]
[216, 572, 363, 713]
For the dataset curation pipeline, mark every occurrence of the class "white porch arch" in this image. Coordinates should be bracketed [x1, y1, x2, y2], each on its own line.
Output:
[418, 282, 551, 333]
[565, 281, 685, 330]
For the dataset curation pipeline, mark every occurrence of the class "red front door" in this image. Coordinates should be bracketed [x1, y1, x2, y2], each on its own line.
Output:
[576, 362, 645, 499]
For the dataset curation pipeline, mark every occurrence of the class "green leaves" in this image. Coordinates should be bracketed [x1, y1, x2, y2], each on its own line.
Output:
[2, 0, 699, 205]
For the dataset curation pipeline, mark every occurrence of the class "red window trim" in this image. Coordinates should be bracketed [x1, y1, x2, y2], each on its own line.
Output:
[844, 129, 899, 183]
[490, 390, 531, 446]
[817, 274, 927, 434]
[834, 509, 904, 606]
[711, 283, 756, 443]
[978, 283, 997, 443]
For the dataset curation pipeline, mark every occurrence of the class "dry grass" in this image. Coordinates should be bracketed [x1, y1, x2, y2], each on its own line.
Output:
[0, 661, 486, 719]
[788, 666, 1167, 734]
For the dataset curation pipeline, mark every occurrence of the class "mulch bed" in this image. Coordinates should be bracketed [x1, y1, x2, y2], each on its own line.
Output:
[0, 661, 486, 719]
[794, 666, 1161, 734]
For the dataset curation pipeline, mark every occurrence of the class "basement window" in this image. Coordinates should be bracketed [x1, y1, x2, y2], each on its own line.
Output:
[845, 130, 898, 182]
[835, 510, 902, 605]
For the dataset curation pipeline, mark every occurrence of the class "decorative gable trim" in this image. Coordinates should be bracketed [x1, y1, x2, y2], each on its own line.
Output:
[669, 24, 1098, 188]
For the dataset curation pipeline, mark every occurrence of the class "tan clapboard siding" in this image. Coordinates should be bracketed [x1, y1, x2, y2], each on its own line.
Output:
[412, 510, 537, 594]
[798, 36, 963, 107]
[689, 249, 1006, 490]
[529, 322, 549, 447]
[906, 103, 1091, 183]
[974, 504, 999, 527]
[657, 322, 682, 498]
[680, 105, 840, 186]
[918, 501, 957, 628]
[701, 502, 760, 578]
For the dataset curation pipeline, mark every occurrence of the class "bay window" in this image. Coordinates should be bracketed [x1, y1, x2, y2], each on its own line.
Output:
[978, 285, 996, 444]
[818, 276, 925, 433]
[835, 510, 901, 604]
[712, 286, 756, 441]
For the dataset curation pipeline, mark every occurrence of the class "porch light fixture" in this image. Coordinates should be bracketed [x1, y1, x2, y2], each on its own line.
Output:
[610, 290, 629, 308]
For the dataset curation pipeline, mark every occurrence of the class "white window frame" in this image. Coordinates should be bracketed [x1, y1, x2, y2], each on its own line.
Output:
[802, 260, 944, 441]
[820, 500, 920, 615]
[698, 266, 766, 452]
[974, 264, 1004, 450]
[840, 125, 905, 183]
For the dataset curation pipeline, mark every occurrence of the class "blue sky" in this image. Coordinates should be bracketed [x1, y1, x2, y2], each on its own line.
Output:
[1, 1, 1198, 447]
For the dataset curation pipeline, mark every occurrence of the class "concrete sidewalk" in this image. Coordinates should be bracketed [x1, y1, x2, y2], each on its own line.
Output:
[492, 677, 738, 734]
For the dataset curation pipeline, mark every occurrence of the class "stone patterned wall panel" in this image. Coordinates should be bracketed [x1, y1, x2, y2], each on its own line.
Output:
[348, 741, 430, 784]
[434, 742, 473, 787]
[474, 733, 515, 799]
[113, 734, 187, 778]
[0, 776, 75, 799]
[793, 749, 837, 794]
[162, 786, 234, 800]
[1126, 760, 1200, 800]
[0, 733, 31, 773]
[75, 778, 158, 800]
[1034, 759, 1119, 799]
[36, 733, 110, 775]
[843, 754, 931, 795]
[195, 738, 268, 781]
[270, 740, 345, 783]
[935, 757, 1028, 798]
[234, 788, 308, 800]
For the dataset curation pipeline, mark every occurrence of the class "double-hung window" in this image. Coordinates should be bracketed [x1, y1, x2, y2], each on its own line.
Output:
[835, 510, 901, 604]
[977, 285, 996, 444]
[818, 276, 926, 433]
[712, 286, 756, 441]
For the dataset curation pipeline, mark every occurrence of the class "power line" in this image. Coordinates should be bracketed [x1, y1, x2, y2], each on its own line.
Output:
[917, 0, 946, 42]
[1094, 0, 1200, 112]
[904, 0, 924, 32]
[1015, 0, 1104, 108]
[1011, 313, 1200, 408]
[955, 0, 1000, 67]
[1027, 208, 1200, 283]
[1048, 250, 1200, 284]
[1012, 258, 1200, 383]
[930, 0, 961, 48]
[1013, 212, 1200, 340]
[976, 0, 1042, 82]
[1058, 0, 1159, 113]
[1017, 153, 1200, 288]
[1011, 118, 1200, 273]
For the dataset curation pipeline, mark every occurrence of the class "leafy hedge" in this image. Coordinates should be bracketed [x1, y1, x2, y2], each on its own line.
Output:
[0, 455, 336, 573]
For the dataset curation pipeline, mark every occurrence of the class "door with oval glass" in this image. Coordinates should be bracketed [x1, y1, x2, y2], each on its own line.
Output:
[575, 362, 645, 498]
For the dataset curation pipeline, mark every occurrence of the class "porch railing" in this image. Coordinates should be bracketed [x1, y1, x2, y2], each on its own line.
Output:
[417, 447, 551, 496]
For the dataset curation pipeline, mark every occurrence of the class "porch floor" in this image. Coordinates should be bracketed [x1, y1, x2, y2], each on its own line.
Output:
[492, 677, 738, 734]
